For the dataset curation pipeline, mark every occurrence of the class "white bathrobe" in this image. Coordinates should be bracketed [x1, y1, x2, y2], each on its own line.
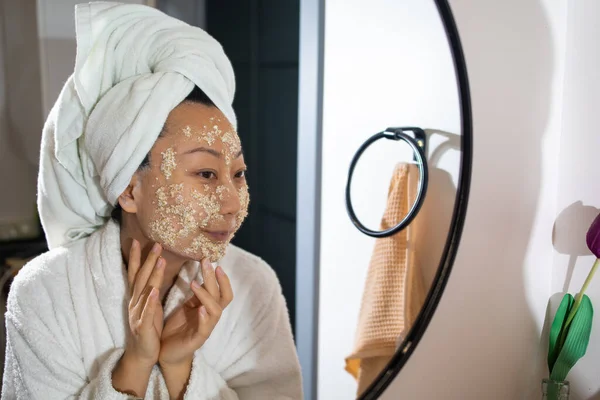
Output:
[1, 221, 303, 399]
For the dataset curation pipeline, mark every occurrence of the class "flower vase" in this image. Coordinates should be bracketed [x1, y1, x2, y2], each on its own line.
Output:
[542, 379, 570, 400]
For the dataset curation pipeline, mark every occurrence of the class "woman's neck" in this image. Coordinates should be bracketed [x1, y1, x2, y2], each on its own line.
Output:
[119, 214, 188, 301]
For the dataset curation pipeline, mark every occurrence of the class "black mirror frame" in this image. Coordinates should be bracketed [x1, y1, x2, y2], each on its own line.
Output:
[358, 0, 473, 398]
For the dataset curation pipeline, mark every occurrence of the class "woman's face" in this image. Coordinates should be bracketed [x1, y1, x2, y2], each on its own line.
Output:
[130, 101, 249, 262]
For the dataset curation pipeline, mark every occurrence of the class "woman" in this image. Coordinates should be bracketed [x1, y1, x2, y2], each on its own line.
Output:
[1, 3, 302, 399]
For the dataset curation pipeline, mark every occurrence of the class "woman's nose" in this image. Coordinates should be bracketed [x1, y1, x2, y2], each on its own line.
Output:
[219, 180, 241, 217]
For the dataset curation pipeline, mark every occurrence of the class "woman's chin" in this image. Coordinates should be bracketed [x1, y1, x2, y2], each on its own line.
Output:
[177, 242, 229, 263]
[151, 231, 232, 264]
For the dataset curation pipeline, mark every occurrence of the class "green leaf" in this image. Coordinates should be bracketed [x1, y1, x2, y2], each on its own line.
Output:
[550, 295, 594, 382]
[548, 294, 574, 373]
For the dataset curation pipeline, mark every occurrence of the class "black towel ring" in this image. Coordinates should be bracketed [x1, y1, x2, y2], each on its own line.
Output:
[345, 127, 429, 238]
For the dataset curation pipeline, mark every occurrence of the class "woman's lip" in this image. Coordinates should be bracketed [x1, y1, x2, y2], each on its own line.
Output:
[203, 230, 230, 242]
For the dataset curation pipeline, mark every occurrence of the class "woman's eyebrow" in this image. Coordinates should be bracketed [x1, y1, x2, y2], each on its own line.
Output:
[183, 147, 244, 159]
[183, 147, 221, 157]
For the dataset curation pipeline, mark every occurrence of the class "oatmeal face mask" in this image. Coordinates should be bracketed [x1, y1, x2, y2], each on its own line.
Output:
[147, 108, 249, 262]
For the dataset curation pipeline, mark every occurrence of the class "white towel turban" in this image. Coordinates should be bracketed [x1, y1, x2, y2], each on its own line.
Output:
[37, 2, 236, 250]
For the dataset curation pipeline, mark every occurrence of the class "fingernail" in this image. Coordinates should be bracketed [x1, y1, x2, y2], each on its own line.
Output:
[192, 280, 201, 289]
[202, 259, 212, 272]
[131, 239, 139, 249]
[215, 266, 224, 277]
[156, 258, 165, 269]
[199, 306, 207, 317]
[152, 243, 161, 253]
[150, 287, 158, 298]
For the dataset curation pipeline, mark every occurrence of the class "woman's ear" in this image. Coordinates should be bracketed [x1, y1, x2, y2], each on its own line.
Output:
[118, 174, 140, 214]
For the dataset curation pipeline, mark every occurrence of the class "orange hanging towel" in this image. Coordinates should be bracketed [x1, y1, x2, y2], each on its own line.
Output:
[345, 162, 426, 397]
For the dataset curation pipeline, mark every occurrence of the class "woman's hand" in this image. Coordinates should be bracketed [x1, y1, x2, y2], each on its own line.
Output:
[159, 258, 233, 367]
[125, 240, 166, 366]
[112, 240, 166, 396]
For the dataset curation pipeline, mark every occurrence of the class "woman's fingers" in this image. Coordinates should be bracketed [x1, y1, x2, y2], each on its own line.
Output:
[184, 290, 202, 308]
[185, 264, 233, 310]
[167, 267, 235, 353]
[127, 239, 141, 294]
[190, 281, 222, 318]
[195, 306, 211, 336]
[139, 287, 159, 332]
[132, 243, 163, 304]
[146, 257, 166, 295]
[215, 266, 233, 308]
[200, 259, 219, 299]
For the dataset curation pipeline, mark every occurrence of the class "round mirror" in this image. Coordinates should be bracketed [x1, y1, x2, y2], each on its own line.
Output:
[0, 0, 470, 399]
[312, 0, 472, 399]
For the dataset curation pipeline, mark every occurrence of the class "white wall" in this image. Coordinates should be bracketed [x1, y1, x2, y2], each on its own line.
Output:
[36, 0, 79, 117]
[318, 0, 600, 399]
[318, 1, 460, 399]
[0, 0, 44, 239]
[380, 0, 571, 399]
[551, 1, 600, 398]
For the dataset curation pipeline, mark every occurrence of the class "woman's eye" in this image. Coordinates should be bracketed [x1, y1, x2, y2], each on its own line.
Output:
[198, 171, 217, 179]
[235, 170, 247, 179]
